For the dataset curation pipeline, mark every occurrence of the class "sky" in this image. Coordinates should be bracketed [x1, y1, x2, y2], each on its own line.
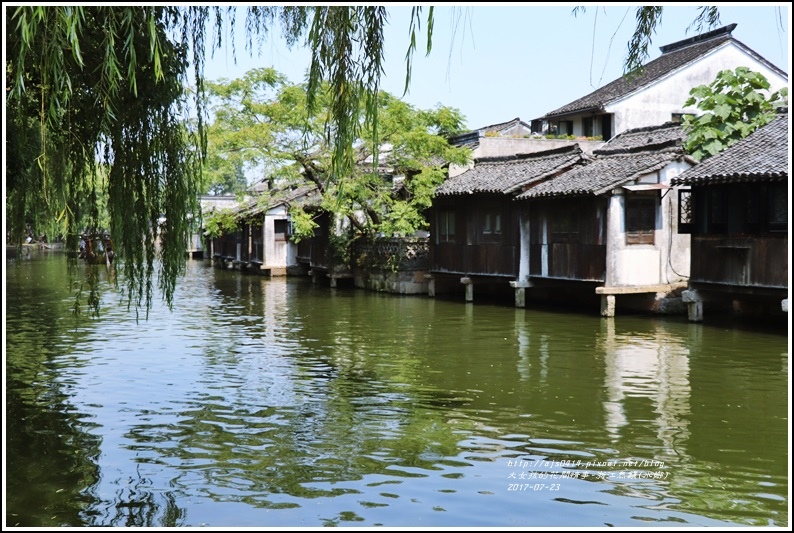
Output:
[201, 3, 791, 132]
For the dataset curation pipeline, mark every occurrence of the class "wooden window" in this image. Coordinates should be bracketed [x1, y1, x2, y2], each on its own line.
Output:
[482, 211, 501, 234]
[599, 114, 613, 140]
[677, 189, 693, 234]
[274, 219, 288, 241]
[671, 113, 695, 123]
[550, 209, 579, 243]
[557, 120, 574, 136]
[625, 194, 656, 244]
[743, 186, 761, 233]
[480, 208, 502, 243]
[768, 182, 787, 232]
[707, 187, 727, 233]
[437, 210, 455, 243]
[583, 116, 594, 137]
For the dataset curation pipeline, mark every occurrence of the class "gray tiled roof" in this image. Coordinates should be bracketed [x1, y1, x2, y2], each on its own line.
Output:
[435, 144, 586, 196]
[517, 123, 692, 199]
[593, 122, 685, 155]
[449, 117, 530, 147]
[231, 185, 322, 218]
[476, 117, 531, 135]
[517, 150, 684, 199]
[539, 24, 785, 119]
[671, 111, 789, 185]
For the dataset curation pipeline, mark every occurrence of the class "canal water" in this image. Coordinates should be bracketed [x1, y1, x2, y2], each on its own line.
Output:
[5, 253, 790, 528]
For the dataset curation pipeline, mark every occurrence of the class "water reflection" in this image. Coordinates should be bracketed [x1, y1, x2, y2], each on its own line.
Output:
[600, 319, 691, 458]
[5, 253, 789, 527]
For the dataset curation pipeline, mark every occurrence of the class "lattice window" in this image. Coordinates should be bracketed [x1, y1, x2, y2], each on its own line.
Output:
[678, 189, 693, 234]
[626, 195, 656, 244]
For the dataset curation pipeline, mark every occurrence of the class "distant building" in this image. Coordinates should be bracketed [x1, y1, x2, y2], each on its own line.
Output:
[531, 24, 788, 140]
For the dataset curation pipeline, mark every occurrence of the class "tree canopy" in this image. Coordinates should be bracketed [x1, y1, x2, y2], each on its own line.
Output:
[682, 67, 788, 161]
[5, 5, 733, 316]
[202, 68, 471, 241]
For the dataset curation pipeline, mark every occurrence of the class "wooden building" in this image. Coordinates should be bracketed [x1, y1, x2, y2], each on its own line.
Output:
[428, 144, 586, 301]
[671, 110, 789, 322]
[515, 122, 696, 316]
[207, 185, 320, 276]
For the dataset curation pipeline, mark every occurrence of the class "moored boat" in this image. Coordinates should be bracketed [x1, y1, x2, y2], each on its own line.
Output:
[79, 233, 115, 266]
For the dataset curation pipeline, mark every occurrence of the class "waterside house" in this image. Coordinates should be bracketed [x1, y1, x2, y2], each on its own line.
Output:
[448, 117, 605, 177]
[514, 122, 696, 316]
[531, 23, 788, 140]
[671, 109, 789, 323]
[429, 144, 587, 302]
[206, 185, 320, 276]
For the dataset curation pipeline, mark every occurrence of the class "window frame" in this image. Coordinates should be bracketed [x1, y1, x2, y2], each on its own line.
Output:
[437, 209, 456, 244]
[625, 192, 657, 245]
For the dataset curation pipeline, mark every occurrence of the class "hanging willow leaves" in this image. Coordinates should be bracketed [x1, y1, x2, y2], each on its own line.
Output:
[6, 5, 421, 317]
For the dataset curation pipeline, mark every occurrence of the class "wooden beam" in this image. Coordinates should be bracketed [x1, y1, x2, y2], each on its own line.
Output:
[595, 281, 687, 295]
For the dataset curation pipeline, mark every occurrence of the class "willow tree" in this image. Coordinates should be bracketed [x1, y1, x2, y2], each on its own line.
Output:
[6, 5, 730, 315]
[6, 5, 410, 315]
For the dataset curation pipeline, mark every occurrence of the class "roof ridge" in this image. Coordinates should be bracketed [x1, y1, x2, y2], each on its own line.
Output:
[659, 23, 737, 54]
[592, 142, 683, 157]
[476, 144, 582, 164]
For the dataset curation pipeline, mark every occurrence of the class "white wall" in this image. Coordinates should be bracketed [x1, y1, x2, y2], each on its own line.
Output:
[263, 204, 298, 270]
[608, 43, 788, 133]
[606, 160, 692, 287]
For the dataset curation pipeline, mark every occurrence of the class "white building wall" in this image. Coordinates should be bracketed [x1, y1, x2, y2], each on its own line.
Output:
[263, 204, 298, 271]
[606, 161, 692, 287]
[608, 44, 788, 133]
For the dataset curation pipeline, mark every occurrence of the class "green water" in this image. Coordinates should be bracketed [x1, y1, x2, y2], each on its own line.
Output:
[5, 253, 789, 527]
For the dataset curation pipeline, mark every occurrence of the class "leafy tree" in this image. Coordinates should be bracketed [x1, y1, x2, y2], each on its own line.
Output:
[202, 155, 248, 197]
[682, 67, 788, 161]
[6, 5, 738, 314]
[204, 68, 471, 242]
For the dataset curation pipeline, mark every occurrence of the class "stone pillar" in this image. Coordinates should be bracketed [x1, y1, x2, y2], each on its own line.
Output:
[601, 294, 616, 317]
[510, 280, 532, 308]
[461, 277, 473, 302]
[514, 288, 526, 308]
[511, 208, 532, 309]
[517, 209, 531, 281]
[426, 274, 436, 298]
[605, 189, 624, 287]
[682, 289, 703, 322]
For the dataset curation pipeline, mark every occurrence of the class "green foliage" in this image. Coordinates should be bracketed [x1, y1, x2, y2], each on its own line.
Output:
[287, 207, 320, 243]
[203, 208, 240, 239]
[682, 67, 788, 161]
[205, 70, 471, 242]
[326, 231, 356, 270]
[202, 156, 248, 197]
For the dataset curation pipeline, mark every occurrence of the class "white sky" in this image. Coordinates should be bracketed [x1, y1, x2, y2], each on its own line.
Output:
[201, 3, 791, 131]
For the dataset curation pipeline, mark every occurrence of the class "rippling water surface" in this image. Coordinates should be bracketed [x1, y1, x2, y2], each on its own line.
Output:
[5, 253, 790, 527]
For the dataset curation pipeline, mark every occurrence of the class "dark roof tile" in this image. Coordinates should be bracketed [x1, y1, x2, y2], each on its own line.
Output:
[671, 111, 789, 185]
[435, 145, 586, 196]
[539, 24, 784, 120]
[517, 123, 692, 199]
[517, 151, 682, 199]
